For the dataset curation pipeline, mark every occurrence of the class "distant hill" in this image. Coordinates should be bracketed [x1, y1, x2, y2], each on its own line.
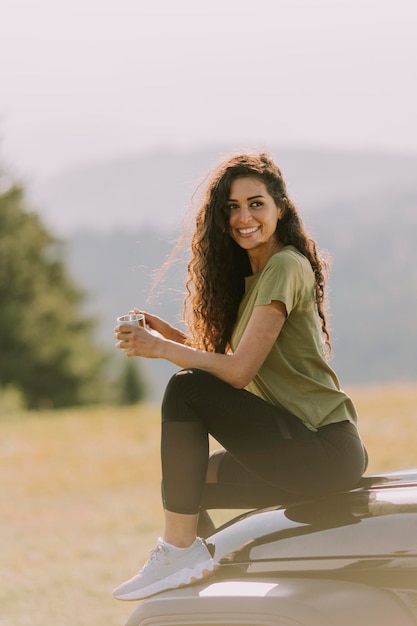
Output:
[62, 192, 417, 398]
[43, 146, 416, 397]
[37, 146, 417, 234]
[314, 186, 417, 384]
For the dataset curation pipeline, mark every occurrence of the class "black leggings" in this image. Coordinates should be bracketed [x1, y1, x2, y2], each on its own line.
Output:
[161, 368, 367, 518]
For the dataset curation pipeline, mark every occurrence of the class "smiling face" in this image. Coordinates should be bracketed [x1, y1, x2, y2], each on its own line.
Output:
[227, 177, 282, 272]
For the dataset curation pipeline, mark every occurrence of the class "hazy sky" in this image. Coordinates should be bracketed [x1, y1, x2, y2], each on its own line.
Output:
[1, 0, 417, 182]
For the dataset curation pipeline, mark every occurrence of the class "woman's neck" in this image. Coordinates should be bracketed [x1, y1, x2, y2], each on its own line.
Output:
[248, 240, 284, 274]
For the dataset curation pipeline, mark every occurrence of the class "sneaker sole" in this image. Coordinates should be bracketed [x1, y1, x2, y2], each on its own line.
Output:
[114, 560, 219, 601]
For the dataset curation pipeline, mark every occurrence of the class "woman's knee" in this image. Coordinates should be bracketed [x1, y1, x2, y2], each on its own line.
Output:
[163, 368, 204, 399]
[161, 368, 212, 422]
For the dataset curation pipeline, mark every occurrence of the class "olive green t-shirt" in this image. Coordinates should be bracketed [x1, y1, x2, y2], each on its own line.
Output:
[230, 246, 358, 431]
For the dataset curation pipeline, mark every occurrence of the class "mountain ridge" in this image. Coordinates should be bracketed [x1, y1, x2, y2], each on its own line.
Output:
[37, 145, 417, 235]
[36, 145, 416, 398]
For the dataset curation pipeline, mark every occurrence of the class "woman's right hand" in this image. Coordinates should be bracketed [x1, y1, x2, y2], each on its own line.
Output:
[128, 309, 187, 344]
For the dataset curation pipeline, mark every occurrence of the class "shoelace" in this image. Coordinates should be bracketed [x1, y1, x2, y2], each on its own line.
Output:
[140, 541, 169, 572]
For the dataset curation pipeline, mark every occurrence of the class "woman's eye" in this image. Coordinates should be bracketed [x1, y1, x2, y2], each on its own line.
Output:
[227, 201, 262, 211]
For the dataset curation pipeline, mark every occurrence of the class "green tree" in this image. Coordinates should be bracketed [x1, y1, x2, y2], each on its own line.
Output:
[0, 180, 107, 408]
[118, 358, 148, 405]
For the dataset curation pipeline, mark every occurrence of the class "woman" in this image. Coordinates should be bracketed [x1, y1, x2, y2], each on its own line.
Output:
[113, 152, 367, 601]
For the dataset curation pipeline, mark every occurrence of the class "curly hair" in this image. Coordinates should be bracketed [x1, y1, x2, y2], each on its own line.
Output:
[184, 152, 331, 355]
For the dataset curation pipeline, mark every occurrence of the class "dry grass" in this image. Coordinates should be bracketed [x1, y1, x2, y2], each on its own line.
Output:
[350, 383, 417, 471]
[1, 384, 416, 626]
[1, 405, 163, 626]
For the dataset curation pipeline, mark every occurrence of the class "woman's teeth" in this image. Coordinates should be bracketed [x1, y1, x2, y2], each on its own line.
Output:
[238, 226, 259, 235]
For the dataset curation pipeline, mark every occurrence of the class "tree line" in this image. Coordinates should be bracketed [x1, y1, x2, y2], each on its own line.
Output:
[0, 172, 147, 410]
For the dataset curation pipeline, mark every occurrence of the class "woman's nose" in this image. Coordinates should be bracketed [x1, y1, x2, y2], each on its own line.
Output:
[239, 206, 252, 222]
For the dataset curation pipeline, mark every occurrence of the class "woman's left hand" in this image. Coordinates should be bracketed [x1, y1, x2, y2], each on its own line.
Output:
[114, 323, 164, 358]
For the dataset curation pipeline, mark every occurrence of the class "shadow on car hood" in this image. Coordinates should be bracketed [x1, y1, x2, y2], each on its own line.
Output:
[210, 467, 417, 573]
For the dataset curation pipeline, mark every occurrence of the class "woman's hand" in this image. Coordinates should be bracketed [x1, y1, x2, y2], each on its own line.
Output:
[128, 308, 187, 344]
[115, 322, 165, 358]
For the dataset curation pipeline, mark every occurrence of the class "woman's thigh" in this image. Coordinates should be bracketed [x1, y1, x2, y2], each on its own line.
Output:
[162, 367, 299, 447]
[163, 368, 366, 495]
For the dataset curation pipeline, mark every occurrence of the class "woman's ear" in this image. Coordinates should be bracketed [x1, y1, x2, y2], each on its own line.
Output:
[279, 196, 288, 219]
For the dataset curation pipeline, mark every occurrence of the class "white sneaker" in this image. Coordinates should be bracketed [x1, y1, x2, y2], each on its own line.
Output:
[113, 537, 219, 601]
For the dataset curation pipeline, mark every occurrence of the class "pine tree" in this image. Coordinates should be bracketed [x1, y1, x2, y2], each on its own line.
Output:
[118, 358, 147, 405]
[0, 179, 107, 408]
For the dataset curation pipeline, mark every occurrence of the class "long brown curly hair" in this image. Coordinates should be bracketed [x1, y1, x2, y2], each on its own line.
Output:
[184, 152, 331, 355]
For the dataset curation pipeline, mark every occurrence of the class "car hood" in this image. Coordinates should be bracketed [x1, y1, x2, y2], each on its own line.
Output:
[210, 468, 417, 573]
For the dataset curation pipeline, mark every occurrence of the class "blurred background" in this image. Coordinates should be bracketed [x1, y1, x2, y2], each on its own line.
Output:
[1, 2, 417, 625]
[0, 0, 417, 404]
[2, 0, 417, 405]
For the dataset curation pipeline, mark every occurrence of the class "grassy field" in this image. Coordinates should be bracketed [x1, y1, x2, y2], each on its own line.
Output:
[1, 384, 417, 626]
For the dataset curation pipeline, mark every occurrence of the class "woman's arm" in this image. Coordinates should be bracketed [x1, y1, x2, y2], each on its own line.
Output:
[117, 301, 286, 388]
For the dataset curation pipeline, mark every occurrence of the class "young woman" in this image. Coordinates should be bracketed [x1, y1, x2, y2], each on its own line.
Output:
[113, 152, 367, 601]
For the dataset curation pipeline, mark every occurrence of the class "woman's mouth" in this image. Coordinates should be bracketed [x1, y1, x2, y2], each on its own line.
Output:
[237, 226, 260, 236]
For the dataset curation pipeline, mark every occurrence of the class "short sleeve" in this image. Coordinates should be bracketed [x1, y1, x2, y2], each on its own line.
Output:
[254, 251, 306, 315]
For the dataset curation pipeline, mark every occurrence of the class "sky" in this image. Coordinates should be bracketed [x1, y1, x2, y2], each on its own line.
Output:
[1, 0, 417, 184]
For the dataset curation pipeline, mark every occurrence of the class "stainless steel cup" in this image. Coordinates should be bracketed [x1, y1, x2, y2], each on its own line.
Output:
[116, 313, 145, 350]
[117, 313, 145, 327]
